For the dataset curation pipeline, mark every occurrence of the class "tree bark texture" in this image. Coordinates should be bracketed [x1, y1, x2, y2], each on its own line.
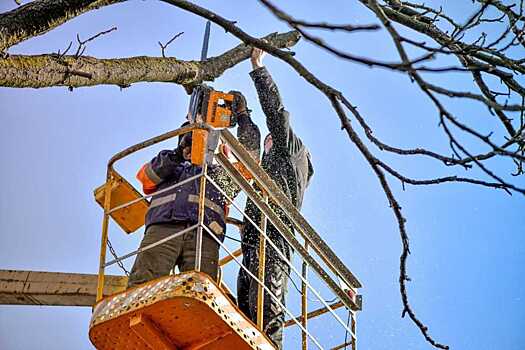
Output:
[0, 0, 124, 52]
[0, 31, 300, 89]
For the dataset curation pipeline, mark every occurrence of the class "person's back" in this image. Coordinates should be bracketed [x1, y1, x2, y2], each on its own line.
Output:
[238, 48, 314, 349]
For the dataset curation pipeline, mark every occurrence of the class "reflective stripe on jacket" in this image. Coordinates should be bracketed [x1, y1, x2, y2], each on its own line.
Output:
[137, 152, 228, 240]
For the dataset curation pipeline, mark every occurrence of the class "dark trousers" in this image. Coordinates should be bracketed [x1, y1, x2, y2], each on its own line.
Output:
[237, 242, 290, 349]
[127, 222, 220, 289]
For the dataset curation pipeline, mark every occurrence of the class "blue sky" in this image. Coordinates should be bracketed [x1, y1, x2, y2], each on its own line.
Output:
[1, 0, 524, 349]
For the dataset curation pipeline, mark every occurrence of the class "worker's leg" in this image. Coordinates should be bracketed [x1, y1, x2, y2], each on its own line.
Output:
[127, 223, 185, 288]
[179, 229, 220, 280]
[262, 257, 289, 349]
[237, 248, 256, 320]
[248, 240, 291, 349]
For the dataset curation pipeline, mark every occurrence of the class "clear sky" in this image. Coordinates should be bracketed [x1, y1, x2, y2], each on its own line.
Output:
[1, 1, 524, 349]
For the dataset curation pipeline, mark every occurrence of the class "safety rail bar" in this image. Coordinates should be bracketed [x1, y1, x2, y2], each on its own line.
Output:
[106, 173, 202, 215]
[95, 124, 361, 350]
[104, 224, 199, 267]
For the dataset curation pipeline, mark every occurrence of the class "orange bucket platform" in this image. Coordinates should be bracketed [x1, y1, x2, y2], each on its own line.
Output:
[89, 271, 276, 350]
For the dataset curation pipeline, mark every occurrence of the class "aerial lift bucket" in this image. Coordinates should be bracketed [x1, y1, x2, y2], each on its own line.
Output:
[89, 271, 276, 350]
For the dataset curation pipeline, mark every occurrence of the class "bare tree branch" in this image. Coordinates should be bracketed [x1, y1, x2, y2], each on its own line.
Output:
[424, 82, 525, 112]
[0, 30, 300, 88]
[258, 0, 441, 72]
[378, 161, 520, 194]
[286, 20, 380, 33]
[0, 0, 124, 52]
[379, 5, 525, 74]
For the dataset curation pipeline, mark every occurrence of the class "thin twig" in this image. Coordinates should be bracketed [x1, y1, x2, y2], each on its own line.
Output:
[75, 27, 117, 57]
[158, 31, 184, 58]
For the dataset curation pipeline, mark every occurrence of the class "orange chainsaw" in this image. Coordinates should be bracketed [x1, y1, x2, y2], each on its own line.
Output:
[186, 21, 239, 166]
[187, 84, 238, 166]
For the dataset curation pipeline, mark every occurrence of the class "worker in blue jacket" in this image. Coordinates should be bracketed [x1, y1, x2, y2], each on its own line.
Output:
[127, 94, 260, 289]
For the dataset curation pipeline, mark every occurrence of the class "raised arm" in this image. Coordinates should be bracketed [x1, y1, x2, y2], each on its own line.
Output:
[249, 48, 301, 154]
[230, 90, 261, 160]
[238, 114, 261, 159]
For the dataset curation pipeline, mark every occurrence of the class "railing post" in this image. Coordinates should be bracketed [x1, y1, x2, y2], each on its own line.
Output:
[301, 242, 309, 350]
[257, 193, 268, 330]
[351, 312, 357, 350]
[96, 172, 113, 301]
[195, 164, 208, 273]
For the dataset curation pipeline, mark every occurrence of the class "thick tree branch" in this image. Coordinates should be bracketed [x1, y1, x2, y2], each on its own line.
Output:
[0, 0, 124, 52]
[0, 30, 300, 88]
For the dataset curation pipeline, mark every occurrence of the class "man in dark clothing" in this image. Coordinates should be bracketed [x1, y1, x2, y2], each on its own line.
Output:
[237, 48, 314, 349]
[127, 98, 260, 289]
